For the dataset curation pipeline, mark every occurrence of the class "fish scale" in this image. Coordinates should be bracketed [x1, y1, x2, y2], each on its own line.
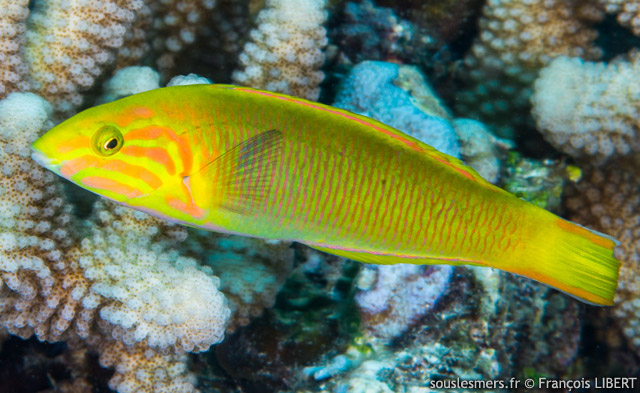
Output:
[31, 84, 621, 305]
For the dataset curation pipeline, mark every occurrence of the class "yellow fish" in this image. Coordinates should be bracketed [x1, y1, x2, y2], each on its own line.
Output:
[31, 85, 620, 305]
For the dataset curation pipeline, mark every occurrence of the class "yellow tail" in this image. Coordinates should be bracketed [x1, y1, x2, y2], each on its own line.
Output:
[507, 218, 621, 305]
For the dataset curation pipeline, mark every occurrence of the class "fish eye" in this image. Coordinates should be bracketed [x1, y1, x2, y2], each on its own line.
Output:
[91, 126, 123, 157]
[104, 138, 118, 150]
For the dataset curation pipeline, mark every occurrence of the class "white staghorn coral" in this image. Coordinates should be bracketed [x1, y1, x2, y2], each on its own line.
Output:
[532, 55, 640, 162]
[233, 0, 328, 100]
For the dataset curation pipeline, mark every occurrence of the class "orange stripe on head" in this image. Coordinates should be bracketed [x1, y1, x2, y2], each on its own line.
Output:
[57, 136, 91, 154]
[60, 155, 100, 178]
[121, 145, 176, 176]
[166, 195, 205, 219]
[102, 159, 163, 189]
[112, 106, 155, 127]
[125, 125, 165, 141]
[125, 125, 193, 175]
[81, 176, 144, 199]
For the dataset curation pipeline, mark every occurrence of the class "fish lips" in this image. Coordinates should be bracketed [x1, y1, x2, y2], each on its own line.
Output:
[30, 145, 62, 175]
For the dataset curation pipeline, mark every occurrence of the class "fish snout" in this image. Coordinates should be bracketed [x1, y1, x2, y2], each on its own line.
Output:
[31, 138, 61, 172]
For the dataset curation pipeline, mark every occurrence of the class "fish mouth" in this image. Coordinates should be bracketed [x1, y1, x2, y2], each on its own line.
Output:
[30, 149, 61, 173]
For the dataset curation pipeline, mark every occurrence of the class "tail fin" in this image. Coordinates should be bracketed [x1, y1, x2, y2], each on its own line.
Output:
[509, 218, 621, 306]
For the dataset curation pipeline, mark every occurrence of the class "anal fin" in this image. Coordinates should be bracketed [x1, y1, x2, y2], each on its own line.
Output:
[306, 244, 486, 267]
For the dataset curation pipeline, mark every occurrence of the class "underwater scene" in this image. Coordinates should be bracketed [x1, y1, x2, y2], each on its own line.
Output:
[1, 0, 640, 392]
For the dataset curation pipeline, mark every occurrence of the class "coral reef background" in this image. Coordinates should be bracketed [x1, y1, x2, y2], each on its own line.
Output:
[1, 0, 640, 392]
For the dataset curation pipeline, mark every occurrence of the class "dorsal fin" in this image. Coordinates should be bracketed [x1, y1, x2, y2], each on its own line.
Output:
[211, 85, 491, 185]
[185, 129, 283, 215]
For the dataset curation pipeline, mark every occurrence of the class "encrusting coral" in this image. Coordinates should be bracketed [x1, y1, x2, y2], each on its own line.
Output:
[232, 0, 328, 100]
[355, 264, 453, 340]
[532, 54, 640, 163]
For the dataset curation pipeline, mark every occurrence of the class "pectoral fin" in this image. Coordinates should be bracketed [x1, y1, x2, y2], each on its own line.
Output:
[185, 129, 283, 215]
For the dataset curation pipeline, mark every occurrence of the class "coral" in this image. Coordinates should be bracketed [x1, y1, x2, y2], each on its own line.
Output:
[166, 73, 212, 87]
[24, 0, 146, 112]
[333, 61, 460, 157]
[354, 265, 453, 340]
[99, 340, 197, 393]
[453, 119, 512, 184]
[0, 92, 232, 392]
[147, 0, 218, 79]
[68, 201, 230, 352]
[0, 0, 30, 98]
[232, 0, 328, 100]
[0, 92, 74, 341]
[331, 0, 415, 64]
[456, 0, 604, 138]
[565, 158, 640, 352]
[532, 55, 640, 163]
[115, 2, 152, 69]
[299, 266, 581, 392]
[97, 66, 161, 104]
[599, 0, 640, 35]
[183, 231, 294, 331]
[501, 153, 570, 212]
[376, 0, 484, 44]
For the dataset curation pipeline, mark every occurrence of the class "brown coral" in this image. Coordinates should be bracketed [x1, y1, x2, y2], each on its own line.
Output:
[456, 0, 604, 137]
[565, 157, 640, 351]
[24, 0, 146, 112]
[0, 0, 30, 98]
[232, 0, 328, 100]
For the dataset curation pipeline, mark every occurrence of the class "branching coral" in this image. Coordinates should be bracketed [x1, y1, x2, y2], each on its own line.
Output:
[183, 231, 294, 331]
[331, 0, 416, 65]
[456, 0, 604, 137]
[0, 0, 30, 99]
[232, 0, 328, 100]
[0, 91, 231, 392]
[532, 54, 640, 163]
[24, 0, 146, 112]
[0, 92, 74, 341]
[69, 201, 230, 353]
[599, 0, 640, 35]
[147, 0, 218, 79]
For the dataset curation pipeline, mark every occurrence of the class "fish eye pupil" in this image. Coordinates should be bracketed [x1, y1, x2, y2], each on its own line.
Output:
[105, 138, 118, 150]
